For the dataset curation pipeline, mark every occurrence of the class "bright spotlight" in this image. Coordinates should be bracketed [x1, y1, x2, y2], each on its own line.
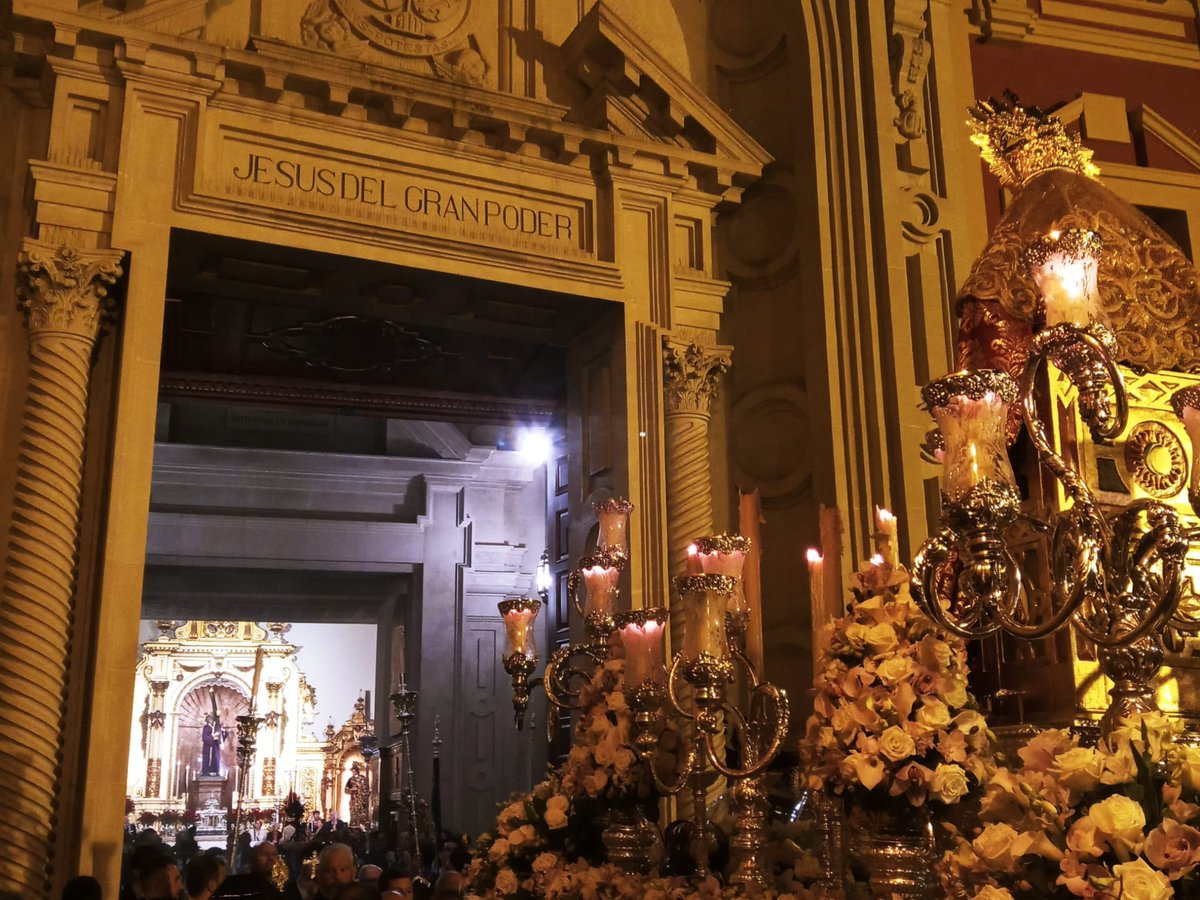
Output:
[518, 427, 553, 465]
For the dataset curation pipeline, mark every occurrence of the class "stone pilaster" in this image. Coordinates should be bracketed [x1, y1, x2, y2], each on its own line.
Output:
[0, 241, 123, 898]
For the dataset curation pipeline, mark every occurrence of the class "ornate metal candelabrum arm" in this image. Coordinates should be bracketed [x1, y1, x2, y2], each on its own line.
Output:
[389, 680, 423, 863]
[622, 575, 788, 888]
[228, 713, 263, 856]
[912, 229, 1190, 734]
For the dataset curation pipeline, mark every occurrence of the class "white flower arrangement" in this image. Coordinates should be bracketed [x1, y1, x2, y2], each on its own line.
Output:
[799, 559, 991, 808]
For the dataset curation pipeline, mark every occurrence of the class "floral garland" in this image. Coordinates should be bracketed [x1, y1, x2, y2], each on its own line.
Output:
[940, 713, 1200, 899]
[798, 559, 991, 809]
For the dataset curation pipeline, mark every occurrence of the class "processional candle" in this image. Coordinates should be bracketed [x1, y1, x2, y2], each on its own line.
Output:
[497, 598, 541, 661]
[594, 498, 634, 555]
[1027, 228, 1104, 328]
[674, 574, 737, 664]
[923, 371, 1018, 504]
[692, 534, 752, 637]
[615, 608, 667, 690]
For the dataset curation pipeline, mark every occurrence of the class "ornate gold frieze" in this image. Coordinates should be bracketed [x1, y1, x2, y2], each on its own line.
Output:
[1123, 421, 1187, 500]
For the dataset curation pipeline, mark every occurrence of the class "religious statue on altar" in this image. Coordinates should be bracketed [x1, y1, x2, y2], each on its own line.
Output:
[345, 762, 368, 827]
[201, 713, 226, 776]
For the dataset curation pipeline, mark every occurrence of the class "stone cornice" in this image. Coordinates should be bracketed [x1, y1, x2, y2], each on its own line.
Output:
[10, 1, 769, 197]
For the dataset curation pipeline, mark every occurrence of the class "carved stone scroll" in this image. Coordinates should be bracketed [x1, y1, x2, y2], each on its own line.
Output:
[888, 0, 931, 141]
[0, 241, 123, 897]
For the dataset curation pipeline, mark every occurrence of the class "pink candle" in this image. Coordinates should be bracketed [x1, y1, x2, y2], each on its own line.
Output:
[685, 543, 702, 575]
[616, 609, 667, 689]
[874, 507, 897, 566]
[807, 548, 824, 614]
[498, 598, 541, 659]
[581, 563, 621, 617]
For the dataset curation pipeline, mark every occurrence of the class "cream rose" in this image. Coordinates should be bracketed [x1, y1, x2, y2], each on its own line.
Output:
[508, 824, 536, 848]
[532, 852, 559, 874]
[865, 623, 898, 655]
[938, 676, 969, 709]
[544, 794, 569, 830]
[1052, 746, 1105, 793]
[878, 725, 917, 762]
[918, 635, 953, 671]
[930, 763, 970, 805]
[488, 838, 511, 862]
[972, 822, 1019, 869]
[916, 698, 952, 730]
[1144, 818, 1200, 877]
[877, 655, 914, 685]
[494, 867, 519, 896]
[1111, 857, 1173, 900]
[1179, 747, 1200, 792]
[1089, 794, 1146, 859]
[971, 887, 1015, 900]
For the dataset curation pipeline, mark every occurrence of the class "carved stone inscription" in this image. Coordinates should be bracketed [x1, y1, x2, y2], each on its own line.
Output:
[214, 136, 590, 255]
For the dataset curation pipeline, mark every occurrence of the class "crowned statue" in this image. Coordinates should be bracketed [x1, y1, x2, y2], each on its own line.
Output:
[345, 762, 369, 827]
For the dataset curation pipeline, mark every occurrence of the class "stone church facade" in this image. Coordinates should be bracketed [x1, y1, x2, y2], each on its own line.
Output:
[2, 1, 1199, 896]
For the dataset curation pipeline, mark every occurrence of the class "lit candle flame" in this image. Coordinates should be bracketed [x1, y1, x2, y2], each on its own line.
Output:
[806, 548, 823, 565]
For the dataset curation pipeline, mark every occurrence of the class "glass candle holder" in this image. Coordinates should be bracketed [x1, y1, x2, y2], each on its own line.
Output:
[614, 607, 667, 691]
[498, 598, 541, 661]
[1025, 228, 1104, 328]
[594, 498, 634, 555]
[674, 574, 737, 665]
[692, 533, 752, 637]
[573, 547, 628, 624]
[921, 370, 1019, 504]
[1171, 386, 1200, 514]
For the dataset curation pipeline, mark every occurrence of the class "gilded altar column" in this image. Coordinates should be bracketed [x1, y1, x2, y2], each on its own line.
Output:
[145, 681, 169, 799]
[0, 241, 123, 897]
[262, 683, 282, 797]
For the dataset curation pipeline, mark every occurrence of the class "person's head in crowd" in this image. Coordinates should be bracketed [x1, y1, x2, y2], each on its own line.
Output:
[376, 867, 413, 898]
[429, 871, 461, 899]
[357, 864, 381, 884]
[316, 843, 356, 898]
[185, 855, 224, 900]
[61, 875, 102, 900]
[248, 842, 278, 878]
[139, 854, 183, 900]
[201, 850, 228, 885]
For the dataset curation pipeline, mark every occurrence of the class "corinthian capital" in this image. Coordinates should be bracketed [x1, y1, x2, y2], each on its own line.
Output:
[16, 241, 124, 339]
[663, 338, 732, 415]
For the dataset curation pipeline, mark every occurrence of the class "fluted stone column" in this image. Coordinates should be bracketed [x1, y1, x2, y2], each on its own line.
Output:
[0, 241, 123, 897]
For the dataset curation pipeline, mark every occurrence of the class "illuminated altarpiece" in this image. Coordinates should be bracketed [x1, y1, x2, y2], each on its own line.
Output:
[126, 621, 328, 827]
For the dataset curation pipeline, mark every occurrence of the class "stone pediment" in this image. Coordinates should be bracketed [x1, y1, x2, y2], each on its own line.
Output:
[560, 3, 770, 176]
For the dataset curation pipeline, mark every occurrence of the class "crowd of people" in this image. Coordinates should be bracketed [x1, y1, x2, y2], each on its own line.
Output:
[58, 819, 474, 900]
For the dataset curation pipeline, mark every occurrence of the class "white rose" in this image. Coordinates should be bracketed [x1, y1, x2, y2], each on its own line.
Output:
[878, 725, 916, 762]
[972, 822, 1019, 869]
[918, 635, 953, 671]
[1111, 857, 1173, 900]
[865, 623, 898, 655]
[532, 851, 558, 874]
[1089, 794, 1146, 859]
[488, 838, 511, 862]
[929, 763, 970, 805]
[972, 887, 1015, 900]
[494, 868, 519, 896]
[916, 698, 951, 730]
[1052, 746, 1105, 793]
[544, 794, 569, 830]
[877, 656, 914, 685]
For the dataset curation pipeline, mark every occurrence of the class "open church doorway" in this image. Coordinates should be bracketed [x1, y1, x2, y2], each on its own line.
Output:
[121, 227, 621, 874]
